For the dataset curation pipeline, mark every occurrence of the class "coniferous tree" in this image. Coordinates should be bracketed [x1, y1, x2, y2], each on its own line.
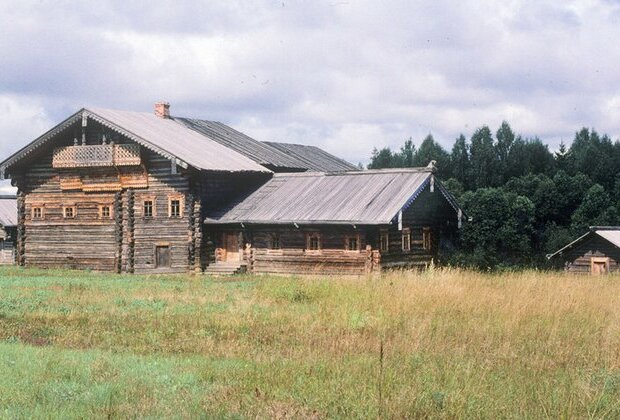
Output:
[450, 134, 470, 189]
[469, 126, 499, 188]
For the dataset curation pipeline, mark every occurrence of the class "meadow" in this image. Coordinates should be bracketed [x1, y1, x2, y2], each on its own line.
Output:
[0, 266, 619, 418]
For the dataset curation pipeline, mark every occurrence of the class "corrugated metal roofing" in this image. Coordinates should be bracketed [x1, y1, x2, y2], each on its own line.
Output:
[86, 108, 270, 173]
[0, 196, 17, 227]
[175, 118, 305, 169]
[264, 141, 358, 172]
[206, 168, 435, 225]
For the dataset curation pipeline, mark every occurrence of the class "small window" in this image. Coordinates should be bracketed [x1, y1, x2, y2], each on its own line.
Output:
[32, 207, 43, 219]
[380, 230, 389, 253]
[402, 228, 411, 251]
[307, 233, 321, 251]
[144, 200, 154, 218]
[63, 206, 76, 219]
[345, 235, 359, 251]
[270, 234, 281, 250]
[170, 199, 181, 217]
[423, 227, 432, 250]
[100, 205, 112, 219]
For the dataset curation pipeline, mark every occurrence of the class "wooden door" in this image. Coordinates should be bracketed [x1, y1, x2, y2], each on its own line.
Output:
[591, 257, 609, 275]
[224, 233, 240, 262]
[156, 245, 170, 268]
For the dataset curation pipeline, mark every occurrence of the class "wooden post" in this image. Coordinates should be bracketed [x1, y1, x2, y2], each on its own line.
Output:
[114, 191, 123, 273]
[127, 189, 135, 274]
[16, 191, 25, 267]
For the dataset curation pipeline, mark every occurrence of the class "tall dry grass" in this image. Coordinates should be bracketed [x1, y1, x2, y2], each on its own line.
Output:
[0, 266, 619, 417]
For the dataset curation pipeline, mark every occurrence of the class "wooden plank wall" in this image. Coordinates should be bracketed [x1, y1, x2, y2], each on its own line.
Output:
[562, 236, 620, 274]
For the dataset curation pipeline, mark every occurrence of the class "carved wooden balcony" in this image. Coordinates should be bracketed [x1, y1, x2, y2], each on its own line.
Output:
[52, 144, 141, 168]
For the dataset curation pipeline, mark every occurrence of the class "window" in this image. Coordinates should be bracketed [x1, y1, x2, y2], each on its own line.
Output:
[270, 234, 281, 250]
[169, 199, 181, 217]
[100, 205, 112, 219]
[63, 206, 76, 219]
[32, 207, 43, 219]
[423, 227, 432, 250]
[345, 234, 359, 251]
[307, 233, 321, 251]
[143, 200, 154, 218]
[380, 230, 389, 253]
[402, 228, 411, 251]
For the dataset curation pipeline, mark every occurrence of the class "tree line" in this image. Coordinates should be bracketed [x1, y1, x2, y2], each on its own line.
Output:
[368, 123, 620, 269]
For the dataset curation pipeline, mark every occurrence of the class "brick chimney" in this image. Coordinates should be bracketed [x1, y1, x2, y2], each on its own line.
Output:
[154, 101, 170, 118]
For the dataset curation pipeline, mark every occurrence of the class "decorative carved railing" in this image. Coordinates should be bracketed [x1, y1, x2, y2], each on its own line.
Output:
[52, 144, 141, 168]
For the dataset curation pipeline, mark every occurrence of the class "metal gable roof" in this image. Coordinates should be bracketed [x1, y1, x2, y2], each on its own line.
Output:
[206, 168, 450, 225]
[263, 141, 359, 172]
[175, 118, 305, 170]
[546, 226, 620, 259]
[0, 107, 271, 175]
[86, 108, 270, 173]
[0, 196, 17, 227]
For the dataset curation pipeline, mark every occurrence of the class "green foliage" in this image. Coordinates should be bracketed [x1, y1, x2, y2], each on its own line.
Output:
[366, 122, 620, 269]
[456, 188, 535, 268]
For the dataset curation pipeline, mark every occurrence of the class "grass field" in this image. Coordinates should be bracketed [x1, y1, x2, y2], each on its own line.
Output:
[1, 266, 620, 418]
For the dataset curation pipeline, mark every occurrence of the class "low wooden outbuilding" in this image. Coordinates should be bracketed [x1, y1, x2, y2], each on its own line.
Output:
[547, 226, 620, 274]
[0, 195, 17, 265]
[205, 166, 463, 275]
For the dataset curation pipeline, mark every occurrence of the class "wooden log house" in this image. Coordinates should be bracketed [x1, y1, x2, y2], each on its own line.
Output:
[0, 103, 463, 275]
[0, 195, 17, 265]
[547, 227, 620, 274]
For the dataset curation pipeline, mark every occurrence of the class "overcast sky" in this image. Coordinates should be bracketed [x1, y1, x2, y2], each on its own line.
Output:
[1, 0, 620, 194]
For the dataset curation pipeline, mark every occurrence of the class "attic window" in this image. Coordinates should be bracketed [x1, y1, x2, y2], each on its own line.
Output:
[307, 233, 321, 251]
[380, 230, 389, 253]
[32, 207, 43, 220]
[402, 228, 411, 251]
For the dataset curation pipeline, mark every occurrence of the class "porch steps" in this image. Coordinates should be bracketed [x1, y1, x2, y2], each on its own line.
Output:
[204, 262, 247, 276]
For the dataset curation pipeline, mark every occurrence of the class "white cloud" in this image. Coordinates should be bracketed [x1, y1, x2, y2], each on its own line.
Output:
[0, 0, 620, 166]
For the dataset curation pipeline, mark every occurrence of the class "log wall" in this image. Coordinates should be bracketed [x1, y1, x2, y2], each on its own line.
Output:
[248, 227, 372, 275]
[562, 236, 620, 274]
[12, 124, 195, 273]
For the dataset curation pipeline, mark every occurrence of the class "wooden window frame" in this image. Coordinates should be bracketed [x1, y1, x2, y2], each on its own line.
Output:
[99, 205, 113, 219]
[402, 228, 411, 252]
[345, 233, 360, 252]
[270, 233, 281, 250]
[32, 206, 44, 220]
[168, 195, 184, 218]
[143, 197, 156, 218]
[63, 205, 77, 219]
[306, 232, 321, 253]
[422, 227, 432, 250]
[380, 229, 389, 253]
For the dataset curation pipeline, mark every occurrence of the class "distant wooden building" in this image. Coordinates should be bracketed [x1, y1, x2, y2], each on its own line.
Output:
[547, 227, 620, 274]
[0, 195, 17, 265]
[0, 103, 463, 275]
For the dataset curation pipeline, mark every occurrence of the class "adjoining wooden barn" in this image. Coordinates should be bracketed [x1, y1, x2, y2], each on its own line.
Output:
[0, 102, 463, 275]
[204, 167, 463, 275]
[547, 226, 620, 274]
[0, 195, 17, 265]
